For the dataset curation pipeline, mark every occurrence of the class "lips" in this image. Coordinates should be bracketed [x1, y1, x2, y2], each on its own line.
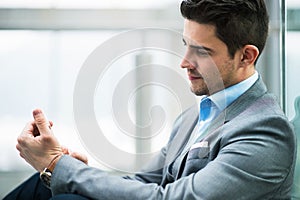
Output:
[188, 74, 203, 81]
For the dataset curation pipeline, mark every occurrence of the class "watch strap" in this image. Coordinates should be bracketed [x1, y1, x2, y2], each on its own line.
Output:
[39, 154, 62, 188]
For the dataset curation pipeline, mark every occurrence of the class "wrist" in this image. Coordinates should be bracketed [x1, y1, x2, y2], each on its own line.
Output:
[40, 154, 62, 188]
[46, 154, 63, 173]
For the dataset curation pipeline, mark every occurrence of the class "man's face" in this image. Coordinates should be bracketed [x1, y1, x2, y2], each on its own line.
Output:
[181, 20, 243, 96]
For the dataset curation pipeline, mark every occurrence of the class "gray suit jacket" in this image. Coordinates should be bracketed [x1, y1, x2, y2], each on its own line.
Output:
[51, 77, 296, 199]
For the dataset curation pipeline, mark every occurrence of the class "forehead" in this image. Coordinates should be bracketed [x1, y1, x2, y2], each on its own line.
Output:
[182, 20, 221, 47]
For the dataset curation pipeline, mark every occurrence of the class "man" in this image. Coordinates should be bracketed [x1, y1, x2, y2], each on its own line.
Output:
[5, 0, 296, 199]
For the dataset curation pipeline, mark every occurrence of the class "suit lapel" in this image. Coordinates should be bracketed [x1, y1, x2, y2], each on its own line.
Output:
[161, 106, 198, 186]
[165, 105, 198, 165]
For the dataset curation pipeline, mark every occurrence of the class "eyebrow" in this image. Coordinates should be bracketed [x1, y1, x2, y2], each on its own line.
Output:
[182, 38, 214, 53]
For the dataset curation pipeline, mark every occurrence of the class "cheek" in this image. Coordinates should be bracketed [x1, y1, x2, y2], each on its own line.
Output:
[199, 58, 234, 91]
[196, 59, 222, 80]
[194, 59, 214, 73]
[218, 60, 236, 86]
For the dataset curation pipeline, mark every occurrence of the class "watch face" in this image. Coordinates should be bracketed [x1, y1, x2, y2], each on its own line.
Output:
[40, 168, 52, 188]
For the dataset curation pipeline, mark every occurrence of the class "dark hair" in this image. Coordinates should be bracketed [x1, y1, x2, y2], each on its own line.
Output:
[180, 0, 269, 61]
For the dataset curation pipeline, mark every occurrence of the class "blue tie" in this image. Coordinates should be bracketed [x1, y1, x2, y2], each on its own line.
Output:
[200, 98, 212, 121]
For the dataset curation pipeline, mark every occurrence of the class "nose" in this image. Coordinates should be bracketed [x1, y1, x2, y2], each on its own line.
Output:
[180, 52, 196, 69]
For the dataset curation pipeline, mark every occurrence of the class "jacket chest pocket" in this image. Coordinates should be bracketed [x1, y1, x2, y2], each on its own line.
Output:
[180, 146, 210, 177]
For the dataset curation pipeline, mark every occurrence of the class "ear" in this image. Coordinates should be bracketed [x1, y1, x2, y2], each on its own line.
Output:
[240, 45, 259, 67]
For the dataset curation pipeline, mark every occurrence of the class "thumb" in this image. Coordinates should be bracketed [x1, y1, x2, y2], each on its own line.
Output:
[32, 109, 52, 135]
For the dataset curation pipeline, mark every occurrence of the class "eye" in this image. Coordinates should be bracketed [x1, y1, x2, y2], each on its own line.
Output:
[196, 49, 209, 56]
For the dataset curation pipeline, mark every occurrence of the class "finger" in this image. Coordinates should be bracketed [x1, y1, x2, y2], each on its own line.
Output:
[70, 152, 88, 164]
[18, 121, 35, 138]
[16, 143, 22, 152]
[19, 152, 24, 159]
[61, 146, 70, 154]
[32, 109, 51, 135]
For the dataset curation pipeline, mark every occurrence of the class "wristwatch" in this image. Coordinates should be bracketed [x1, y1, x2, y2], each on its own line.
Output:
[40, 168, 52, 188]
[40, 154, 62, 188]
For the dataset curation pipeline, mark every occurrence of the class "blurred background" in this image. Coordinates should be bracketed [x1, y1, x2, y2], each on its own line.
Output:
[0, 0, 299, 198]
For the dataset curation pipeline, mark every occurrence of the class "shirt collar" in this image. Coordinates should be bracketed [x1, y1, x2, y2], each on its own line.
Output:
[197, 71, 259, 112]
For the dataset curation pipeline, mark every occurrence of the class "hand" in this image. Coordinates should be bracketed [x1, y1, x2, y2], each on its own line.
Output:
[62, 146, 88, 165]
[16, 109, 63, 172]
